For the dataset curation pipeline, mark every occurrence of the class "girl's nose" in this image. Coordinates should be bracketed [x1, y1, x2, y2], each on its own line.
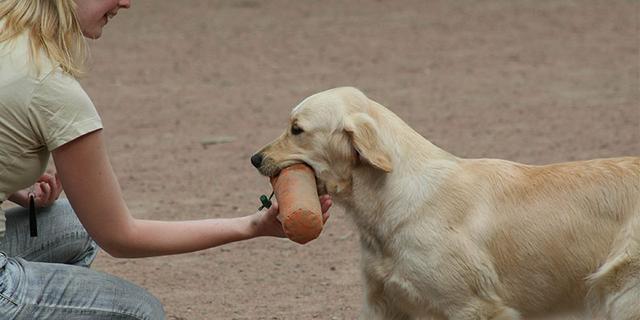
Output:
[119, 0, 131, 8]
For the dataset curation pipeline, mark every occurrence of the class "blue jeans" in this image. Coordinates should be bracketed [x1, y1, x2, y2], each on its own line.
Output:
[0, 199, 165, 319]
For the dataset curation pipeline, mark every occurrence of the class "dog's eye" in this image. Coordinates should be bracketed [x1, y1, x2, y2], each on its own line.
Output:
[291, 125, 304, 135]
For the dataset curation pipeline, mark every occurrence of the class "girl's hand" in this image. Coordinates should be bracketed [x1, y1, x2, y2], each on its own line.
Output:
[33, 173, 63, 208]
[7, 173, 63, 208]
[249, 194, 333, 238]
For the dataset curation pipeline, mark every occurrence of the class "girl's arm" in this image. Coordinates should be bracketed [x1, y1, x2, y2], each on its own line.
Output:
[52, 129, 331, 258]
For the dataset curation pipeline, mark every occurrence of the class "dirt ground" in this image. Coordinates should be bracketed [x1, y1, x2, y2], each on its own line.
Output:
[62, 0, 640, 319]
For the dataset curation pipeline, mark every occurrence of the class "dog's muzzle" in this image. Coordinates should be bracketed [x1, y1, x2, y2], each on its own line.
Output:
[250, 153, 281, 177]
[250, 153, 263, 168]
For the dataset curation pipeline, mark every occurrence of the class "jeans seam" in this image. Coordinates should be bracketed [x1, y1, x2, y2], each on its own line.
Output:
[22, 303, 153, 320]
[18, 231, 89, 260]
[0, 291, 18, 307]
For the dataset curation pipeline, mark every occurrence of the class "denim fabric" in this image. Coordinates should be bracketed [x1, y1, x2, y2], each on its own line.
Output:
[0, 199, 165, 320]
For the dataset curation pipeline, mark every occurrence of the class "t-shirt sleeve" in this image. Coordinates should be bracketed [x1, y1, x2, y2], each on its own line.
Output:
[29, 68, 103, 151]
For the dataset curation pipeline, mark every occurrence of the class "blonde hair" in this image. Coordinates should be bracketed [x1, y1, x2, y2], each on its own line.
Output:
[0, 0, 87, 77]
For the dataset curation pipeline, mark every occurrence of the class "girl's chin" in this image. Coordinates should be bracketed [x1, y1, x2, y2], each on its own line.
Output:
[82, 27, 103, 39]
[83, 32, 102, 40]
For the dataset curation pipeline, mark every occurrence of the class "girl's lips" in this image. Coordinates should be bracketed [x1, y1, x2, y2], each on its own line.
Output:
[105, 12, 117, 23]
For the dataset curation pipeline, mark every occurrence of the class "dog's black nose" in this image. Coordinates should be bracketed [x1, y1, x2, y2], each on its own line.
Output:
[250, 153, 263, 168]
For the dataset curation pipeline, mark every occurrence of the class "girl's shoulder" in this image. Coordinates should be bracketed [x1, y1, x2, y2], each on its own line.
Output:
[0, 30, 58, 83]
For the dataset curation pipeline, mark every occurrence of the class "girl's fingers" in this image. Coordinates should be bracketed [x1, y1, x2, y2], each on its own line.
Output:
[37, 173, 54, 185]
[322, 211, 330, 224]
[37, 181, 61, 207]
[265, 202, 284, 223]
[34, 183, 47, 206]
[319, 195, 332, 223]
[34, 175, 51, 204]
[43, 182, 52, 200]
[320, 195, 332, 213]
[35, 181, 46, 195]
[266, 202, 279, 216]
[46, 182, 57, 204]
[41, 173, 62, 206]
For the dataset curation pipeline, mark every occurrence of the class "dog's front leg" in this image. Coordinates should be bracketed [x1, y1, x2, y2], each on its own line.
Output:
[360, 269, 414, 320]
[360, 294, 412, 320]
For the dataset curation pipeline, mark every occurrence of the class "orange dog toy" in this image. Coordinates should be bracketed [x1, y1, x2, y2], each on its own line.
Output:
[269, 164, 323, 244]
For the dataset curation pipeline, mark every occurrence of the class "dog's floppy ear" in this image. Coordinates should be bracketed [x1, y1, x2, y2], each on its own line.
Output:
[345, 113, 392, 172]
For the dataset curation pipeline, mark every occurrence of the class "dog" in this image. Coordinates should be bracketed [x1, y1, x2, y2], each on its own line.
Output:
[251, 87, 640, 320]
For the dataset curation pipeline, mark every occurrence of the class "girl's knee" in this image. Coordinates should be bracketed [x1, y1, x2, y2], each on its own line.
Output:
[41, 198, 75, 219]
[146, 294, 166, 320]
[128, 286, 166, 320]
[42, 199, 99, 266]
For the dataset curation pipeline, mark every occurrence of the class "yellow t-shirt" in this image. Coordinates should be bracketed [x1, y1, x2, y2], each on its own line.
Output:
[0, 31, 103, 237]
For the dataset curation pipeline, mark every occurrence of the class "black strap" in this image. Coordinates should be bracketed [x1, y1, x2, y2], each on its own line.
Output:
[28, 193, 37, 237]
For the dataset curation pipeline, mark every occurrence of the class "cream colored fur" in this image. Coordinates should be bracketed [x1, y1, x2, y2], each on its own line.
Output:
[252, 87, 640, 320]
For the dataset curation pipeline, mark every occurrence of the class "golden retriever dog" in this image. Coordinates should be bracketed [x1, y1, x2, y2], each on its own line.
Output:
[250, 87, 640, 320]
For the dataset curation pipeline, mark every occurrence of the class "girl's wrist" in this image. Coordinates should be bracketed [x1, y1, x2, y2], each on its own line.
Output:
[240, 213, 261, 239]
[7, 190, 29, 208]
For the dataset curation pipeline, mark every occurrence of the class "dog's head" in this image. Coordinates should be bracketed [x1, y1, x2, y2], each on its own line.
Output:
[251, 87, 393, 196]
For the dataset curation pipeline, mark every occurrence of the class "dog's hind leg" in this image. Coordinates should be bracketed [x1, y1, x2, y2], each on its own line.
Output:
[587, 258, 640, 320]
[607, 281, 640, 320]
[587, 220, 640, 320]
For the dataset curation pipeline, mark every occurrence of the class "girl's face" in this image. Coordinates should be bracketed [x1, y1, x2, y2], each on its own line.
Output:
[75, 0, 131, 39]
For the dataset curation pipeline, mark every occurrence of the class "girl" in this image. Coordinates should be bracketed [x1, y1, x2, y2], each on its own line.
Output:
[0, 1, 332, 319]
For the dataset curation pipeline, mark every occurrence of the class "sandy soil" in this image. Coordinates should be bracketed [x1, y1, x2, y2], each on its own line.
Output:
[33, 0, 640, 319]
